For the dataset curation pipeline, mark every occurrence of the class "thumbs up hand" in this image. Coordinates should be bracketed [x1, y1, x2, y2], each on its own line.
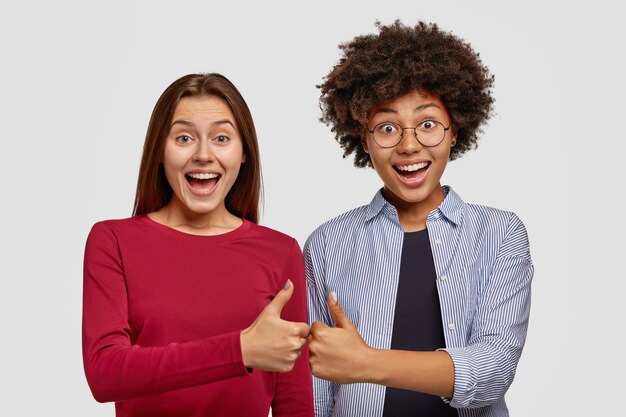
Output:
[308, 292, 373, 384]
[240, 280, 311, 372]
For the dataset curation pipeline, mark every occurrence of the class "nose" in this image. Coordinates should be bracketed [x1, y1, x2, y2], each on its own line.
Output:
[193, 139, 215, 163]
[395, 128, 423, 154]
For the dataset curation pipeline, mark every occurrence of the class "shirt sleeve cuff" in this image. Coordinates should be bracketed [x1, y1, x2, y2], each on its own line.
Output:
[438, 346, 476, 408]
[229, 330, 253, 377]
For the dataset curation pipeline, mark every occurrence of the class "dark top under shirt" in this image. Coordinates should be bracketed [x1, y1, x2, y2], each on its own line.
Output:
[382, 229, 458, 417]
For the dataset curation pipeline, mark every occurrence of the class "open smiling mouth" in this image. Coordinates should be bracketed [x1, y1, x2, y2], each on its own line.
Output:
[394, 162, 430, 181]
[186, 172, 221, 192]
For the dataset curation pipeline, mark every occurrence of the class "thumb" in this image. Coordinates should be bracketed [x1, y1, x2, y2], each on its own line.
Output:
[327, 291, 352, 328]
[265, 279, 294, 316]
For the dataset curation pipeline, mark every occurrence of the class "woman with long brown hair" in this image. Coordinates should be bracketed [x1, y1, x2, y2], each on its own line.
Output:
[82, 73, 313, 416]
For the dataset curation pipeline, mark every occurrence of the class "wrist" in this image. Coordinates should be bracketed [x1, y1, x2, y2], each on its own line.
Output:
[364, 347, 392, 385]
[353, 345, 378, 384]
[239, 329, 254, 369]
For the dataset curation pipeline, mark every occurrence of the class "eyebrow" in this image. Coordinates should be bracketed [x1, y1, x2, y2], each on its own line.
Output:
[372, 103, 441, 115]
[170, 118, 235, 128]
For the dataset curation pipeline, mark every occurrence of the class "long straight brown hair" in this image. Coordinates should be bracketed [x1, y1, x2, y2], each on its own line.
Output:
[133, 73, 263, 223]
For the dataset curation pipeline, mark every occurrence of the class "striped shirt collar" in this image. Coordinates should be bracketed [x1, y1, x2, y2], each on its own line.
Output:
[365, 185, 465, 226]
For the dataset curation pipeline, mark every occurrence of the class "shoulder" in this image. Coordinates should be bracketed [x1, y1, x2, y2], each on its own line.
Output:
[304, 204, 369, 251]
[466, 202, 517, 222]
[459, 200, 531, 257]
[247, 221, 299, 251]
[86, 216, 162, 254]
[443, 186, 521, 228]
[464, 202, 527, 233]
[88, 216, 148, 239]
[445, 186, 529, 244]
[88, 216, 140, 235]
[245, 222, 306, 273]
[84, 217, 145, 260]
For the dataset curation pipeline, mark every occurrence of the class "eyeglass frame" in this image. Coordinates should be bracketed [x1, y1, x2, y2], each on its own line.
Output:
[367, 120, 451, 149]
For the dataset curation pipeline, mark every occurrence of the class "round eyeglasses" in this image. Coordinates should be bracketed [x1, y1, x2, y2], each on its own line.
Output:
[368, 120, 450, 148]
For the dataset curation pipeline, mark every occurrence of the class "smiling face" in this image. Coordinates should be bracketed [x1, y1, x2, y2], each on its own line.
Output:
[161, 95, 246, 221]
[363, 89, 456, 218]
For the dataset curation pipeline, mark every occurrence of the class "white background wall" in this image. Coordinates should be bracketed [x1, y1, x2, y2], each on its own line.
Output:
[0, 0, 623, 415]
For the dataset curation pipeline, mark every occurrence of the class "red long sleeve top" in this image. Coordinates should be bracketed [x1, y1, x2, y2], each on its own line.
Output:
[82, 215, 313, 417]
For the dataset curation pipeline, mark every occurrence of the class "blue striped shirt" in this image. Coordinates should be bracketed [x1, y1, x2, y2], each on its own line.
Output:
[304, 186, 533, 417]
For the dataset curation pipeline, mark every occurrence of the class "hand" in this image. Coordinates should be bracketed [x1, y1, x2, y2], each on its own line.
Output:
[308, 292, 373, 384]
[240, 279, 310, 372]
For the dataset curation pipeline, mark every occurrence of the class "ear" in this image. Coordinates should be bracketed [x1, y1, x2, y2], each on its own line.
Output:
[360, 134, 369, 154]
[241, 152, 247, 163]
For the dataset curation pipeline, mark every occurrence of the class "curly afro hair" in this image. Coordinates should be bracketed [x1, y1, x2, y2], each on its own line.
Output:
[318, 20, 495, 167]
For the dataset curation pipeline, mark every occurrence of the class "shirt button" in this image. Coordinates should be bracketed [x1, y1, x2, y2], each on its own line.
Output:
[440, 275, 447, 281]
[448, 323, 455, 330]
[435, 239, 442, 245]
[434, 213, 441, 219]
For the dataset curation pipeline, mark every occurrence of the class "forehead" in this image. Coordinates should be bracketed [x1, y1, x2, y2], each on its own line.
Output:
[172, 95, 236, 123]
[367, 89, 449, 119]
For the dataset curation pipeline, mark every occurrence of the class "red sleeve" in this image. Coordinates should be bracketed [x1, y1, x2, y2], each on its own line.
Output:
[82, 222, 249, 403]
[271, 240, 314, 416]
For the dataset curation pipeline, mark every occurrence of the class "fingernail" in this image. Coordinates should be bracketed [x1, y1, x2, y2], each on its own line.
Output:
[330, 291, 337, 303]
[284, 279, 292, 290]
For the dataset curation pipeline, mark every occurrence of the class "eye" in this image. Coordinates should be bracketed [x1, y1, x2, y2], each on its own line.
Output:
[375, 122, 399, 135]
[212, 135, 231, 144]
[418, 120, 439, 130]
[175, 135, 193, 144]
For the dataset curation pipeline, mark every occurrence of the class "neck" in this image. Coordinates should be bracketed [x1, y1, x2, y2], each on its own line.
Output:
[383, 185, 445, 232]
[150, 199, 242, 236]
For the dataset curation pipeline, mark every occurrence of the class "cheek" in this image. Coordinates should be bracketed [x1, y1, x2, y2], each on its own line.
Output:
[161, 145, 191, 185]
[435, 146, 452, 163]
[217, 149, 245, 186]
[162, 142, 187, 167]
[429, 149, 451, 176]
[222, 144, 246, 168]
[367, 148, 392, 173]
[162, 162, 182, 191]
[162, 153, 184, 178]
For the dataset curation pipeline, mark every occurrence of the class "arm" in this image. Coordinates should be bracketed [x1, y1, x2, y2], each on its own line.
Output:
[309, 293, 454, 397]
[82, 222, 249, 402]
[271, 240, 314, 417]
[442, 213, 533, 408]
[83, 222, 308, 403]
[309, 214, 533, 408]
[303, 231, 337, 417]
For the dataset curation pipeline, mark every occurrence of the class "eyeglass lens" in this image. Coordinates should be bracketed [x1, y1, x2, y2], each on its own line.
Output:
[371, 121, 445, 147]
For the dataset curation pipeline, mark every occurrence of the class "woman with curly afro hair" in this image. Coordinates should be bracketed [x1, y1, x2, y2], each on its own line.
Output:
[305, 20, 533, 417]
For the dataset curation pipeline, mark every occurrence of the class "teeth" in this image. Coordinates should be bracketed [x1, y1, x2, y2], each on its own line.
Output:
[187, 172, 219, 180]
[396, 162, 429, 172]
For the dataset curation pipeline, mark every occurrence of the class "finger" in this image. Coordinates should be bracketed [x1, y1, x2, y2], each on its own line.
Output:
[265, 279, 294, 315]
[297, 338, 308, 354]
[327, 291, 352, 329]
[300, 336, 309, 347]
[310, 320, 328, 336]
[292, 322, 310, 338]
